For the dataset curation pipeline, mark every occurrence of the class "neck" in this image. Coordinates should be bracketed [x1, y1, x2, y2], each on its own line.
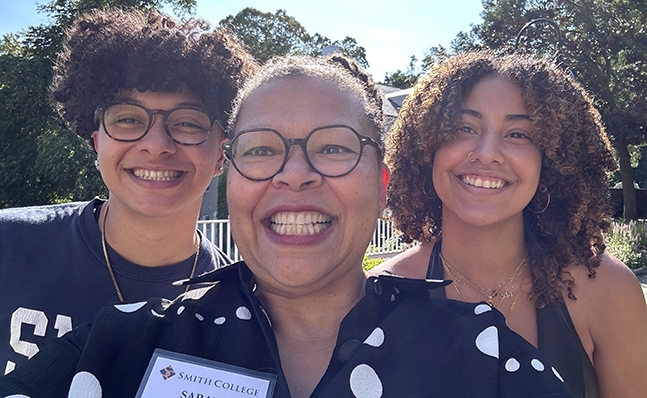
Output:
[100, 200, 200, 267]
[256, 271, 366, 398]
[440, 211, 527, 284]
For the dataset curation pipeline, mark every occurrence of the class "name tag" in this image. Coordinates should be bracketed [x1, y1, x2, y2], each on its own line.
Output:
[136, 349, 276, 398]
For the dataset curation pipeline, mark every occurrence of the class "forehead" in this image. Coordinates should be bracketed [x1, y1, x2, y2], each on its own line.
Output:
[462, 78, 527, 114]
[235, 76, 371, 135]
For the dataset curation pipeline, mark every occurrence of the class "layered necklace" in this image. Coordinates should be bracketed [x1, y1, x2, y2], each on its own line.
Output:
[100, 202, 200, 302]
[440, 252, 527, 316]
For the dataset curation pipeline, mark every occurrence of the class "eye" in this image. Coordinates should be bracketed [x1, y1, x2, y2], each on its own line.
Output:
[507, 131, 532, 140]
[456, 125, 477, 135]
[242, 146, 279, 157]
[319, 144, 355, 155]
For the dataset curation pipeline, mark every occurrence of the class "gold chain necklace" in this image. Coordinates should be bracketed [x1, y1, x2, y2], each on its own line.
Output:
[440, 252, 526, 308]
[444, 261, 524, 318]
[100, 203, 200, 302]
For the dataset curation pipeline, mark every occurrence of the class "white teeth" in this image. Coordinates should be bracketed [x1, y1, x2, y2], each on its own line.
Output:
[462, 176, 505, 189]
[133, 169, 181, 181]
[270, 211, 332, 236]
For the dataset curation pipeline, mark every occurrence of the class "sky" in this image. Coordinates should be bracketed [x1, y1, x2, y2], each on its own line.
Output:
[0, 0, 485, 81]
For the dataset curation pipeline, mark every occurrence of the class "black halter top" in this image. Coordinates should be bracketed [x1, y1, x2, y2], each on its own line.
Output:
[426, 240, 599, 398]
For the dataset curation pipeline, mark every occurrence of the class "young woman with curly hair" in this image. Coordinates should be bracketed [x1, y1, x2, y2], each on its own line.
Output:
[370, 51, 647, 397]
[0, 8, 255, 373]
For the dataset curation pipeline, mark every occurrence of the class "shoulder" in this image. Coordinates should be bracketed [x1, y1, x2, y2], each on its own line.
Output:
[0, 200, 91, 226]
[367, 242, 433, 278]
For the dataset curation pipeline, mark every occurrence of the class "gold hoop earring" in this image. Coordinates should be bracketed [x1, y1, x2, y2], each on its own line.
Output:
[527, 190, 550, 214]
[468, 152, 476, 163]
[422, 176, 434, 200]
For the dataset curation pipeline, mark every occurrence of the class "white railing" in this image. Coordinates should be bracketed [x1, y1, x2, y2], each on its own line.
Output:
[197, 218, 408, 262]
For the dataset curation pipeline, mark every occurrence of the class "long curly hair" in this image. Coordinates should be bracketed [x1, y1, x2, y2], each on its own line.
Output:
[387, 51, 616, 307]
[50, 8, 257, 140]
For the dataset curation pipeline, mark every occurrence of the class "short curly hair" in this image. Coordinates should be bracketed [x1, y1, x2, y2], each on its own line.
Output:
[50, 8, 257, 140]
[228, 54, 385, 149]
[387, 51, 616, 307]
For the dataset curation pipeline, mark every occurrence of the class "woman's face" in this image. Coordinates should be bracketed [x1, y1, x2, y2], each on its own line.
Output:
[432, 77, 542, 228]
[92, 88, 226, 219]
[227, 76, 389, 296]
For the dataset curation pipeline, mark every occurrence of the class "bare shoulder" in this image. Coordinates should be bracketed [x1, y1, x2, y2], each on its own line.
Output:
[367, 242, 434, 279]
[567, 253, 644, 304]
[565, 255, 647, 396]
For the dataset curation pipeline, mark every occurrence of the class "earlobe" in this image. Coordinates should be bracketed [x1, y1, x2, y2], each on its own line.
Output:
[214, 137, 229, 177]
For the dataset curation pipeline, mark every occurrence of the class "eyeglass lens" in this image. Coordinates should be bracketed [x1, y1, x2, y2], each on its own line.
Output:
[102, 104, 212, 144]
[228, 126, 367, 180]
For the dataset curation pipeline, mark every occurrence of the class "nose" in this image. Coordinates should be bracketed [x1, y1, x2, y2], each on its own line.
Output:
[470, 129, 504, 165]
[271, 145, 323, 190]
[136, 114, 177, 155]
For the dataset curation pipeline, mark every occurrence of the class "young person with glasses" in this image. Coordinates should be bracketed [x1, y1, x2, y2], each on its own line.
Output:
[1, 55, 573, 398]
[0, 8, 255, 374]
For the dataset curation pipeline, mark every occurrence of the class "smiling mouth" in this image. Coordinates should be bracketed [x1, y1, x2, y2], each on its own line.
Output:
[132, 169, 183, 181]
[461, 175, 507, 189]
[270, 211, 333, 235]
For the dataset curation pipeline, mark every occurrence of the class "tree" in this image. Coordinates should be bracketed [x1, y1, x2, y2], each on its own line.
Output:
[451, 0, 647, 220]
[0, 0, 197, 208]
[382, 45, 450, 87]
[220, 8, 369, 68]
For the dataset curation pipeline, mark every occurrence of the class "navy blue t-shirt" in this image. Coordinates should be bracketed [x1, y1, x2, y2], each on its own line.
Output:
[0, 198, 230, 374]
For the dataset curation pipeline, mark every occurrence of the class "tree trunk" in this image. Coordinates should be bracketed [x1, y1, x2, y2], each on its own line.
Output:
[615, 135, 638, 220]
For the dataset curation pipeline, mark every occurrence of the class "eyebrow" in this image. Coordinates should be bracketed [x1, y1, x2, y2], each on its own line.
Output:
[459, 108, 533, 122]
[114, 97, 206, 109]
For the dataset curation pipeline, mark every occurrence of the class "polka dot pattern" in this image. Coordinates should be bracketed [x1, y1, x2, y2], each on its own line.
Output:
[150, 309, 164, 318]
[349, 364, 383, 398]
[474, 304, 492, 315]
[214, 317, 226, 325]
[363, 328, 385, 347]
[475, 326, 499, 358]
[236, 306, 252, 320]
[177, 306, 185, 315]
[5, 395, 31, 398]
[114, 301, 146, 313]
[195, 313, 204, 321]
[531, 359, 545, 371]
[505, 358, 520, 372]
[68, 371, 102, 398]
[552, 367, 564, 382]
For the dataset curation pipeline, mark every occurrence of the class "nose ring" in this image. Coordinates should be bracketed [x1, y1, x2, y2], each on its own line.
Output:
[468, 152, 476, 163]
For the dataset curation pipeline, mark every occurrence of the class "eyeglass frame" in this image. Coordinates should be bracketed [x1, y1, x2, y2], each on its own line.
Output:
[222, 124, 384, 181]
[94, 102, 222, 146]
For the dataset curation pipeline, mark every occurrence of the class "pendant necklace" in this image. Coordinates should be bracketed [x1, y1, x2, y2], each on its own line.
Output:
[100, 202, 200, 302]
[440, 252, 526, 308]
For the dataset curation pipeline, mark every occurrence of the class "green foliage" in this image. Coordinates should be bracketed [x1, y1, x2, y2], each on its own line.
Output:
[363, 255, 384, 271]
[605, 220, 647, 269]
[221, 7, 369, 68]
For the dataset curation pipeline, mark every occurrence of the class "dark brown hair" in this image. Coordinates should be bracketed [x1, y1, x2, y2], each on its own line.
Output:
[387, 51, 616, 306]
[51, 8, 257, 140]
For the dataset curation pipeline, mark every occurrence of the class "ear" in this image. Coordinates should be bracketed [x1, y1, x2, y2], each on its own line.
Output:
[379, 163, 391, 211]
[213, 137, 229, 177]
[92, 131, 100, 153]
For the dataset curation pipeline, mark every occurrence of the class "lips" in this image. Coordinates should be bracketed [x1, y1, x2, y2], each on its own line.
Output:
[132, 169, 183, 181]
[269, 211, 333, 235]
[461, 175, 507, 189]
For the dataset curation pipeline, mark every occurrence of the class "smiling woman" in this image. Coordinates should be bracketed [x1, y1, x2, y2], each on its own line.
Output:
[0, 55, 573, 398]
[370, 51, 647, 398]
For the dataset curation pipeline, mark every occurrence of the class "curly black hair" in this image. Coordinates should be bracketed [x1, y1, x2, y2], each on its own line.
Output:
[50, 8, 257, 140]
[227, 54, 384, 149]
[387, 51, 616, 307]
